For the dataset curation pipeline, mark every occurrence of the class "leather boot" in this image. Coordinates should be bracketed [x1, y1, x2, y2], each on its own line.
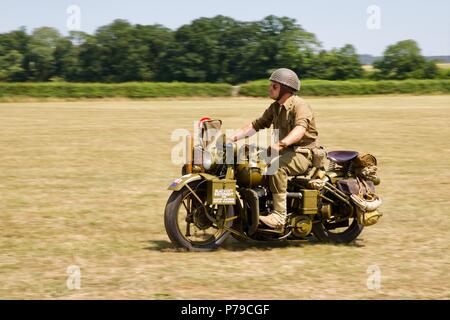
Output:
[259, 193, 287, 229]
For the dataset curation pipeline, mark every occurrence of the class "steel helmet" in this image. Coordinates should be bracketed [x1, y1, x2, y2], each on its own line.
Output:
[269, 68, 301, 91]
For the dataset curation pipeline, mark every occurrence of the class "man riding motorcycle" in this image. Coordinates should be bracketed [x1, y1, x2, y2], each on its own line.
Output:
[229, 68, 319, 229]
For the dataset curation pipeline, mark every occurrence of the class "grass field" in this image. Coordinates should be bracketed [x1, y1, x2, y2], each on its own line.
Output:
[437, 63, 450, 69]
[364, 63, 450, 70]
[1, 95, 450, 299]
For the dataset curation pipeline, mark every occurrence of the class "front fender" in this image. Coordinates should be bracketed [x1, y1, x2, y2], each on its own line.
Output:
[167, 173, 218, 191]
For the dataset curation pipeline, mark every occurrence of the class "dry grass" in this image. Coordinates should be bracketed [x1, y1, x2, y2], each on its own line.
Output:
[364, 63, 450, 71]
[362, 65, 374, 72]
[437, 63, 450, 69]
[1, 95, 450, 299]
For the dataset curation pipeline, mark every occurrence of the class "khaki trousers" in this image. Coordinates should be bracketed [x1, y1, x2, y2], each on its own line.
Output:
[268, 148, 311, 194]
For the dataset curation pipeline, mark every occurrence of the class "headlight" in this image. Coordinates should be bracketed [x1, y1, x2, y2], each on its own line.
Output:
[193, 145, 217, 172]
[202, 150, 212, 170]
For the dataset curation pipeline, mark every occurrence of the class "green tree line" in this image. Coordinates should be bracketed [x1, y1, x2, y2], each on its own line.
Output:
[0, 15, 445, 83]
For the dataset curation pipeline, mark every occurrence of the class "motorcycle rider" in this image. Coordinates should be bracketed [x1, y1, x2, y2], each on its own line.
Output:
[229, 68, 319, 229]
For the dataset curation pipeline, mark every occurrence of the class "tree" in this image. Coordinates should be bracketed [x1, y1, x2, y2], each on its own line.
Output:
[0, 47, 24, 81]
[317, 44, 363, 80]
[87, 19, 173, 82]
[27, 27, 62, 81]
[373, 40, 438, 79]
[75, 32, 104, 82]
[161, 16, 240, 82]
[1, 18, 436, 83]
[53, 34, 82, 81]
[162, 15, 321, 83]
[264, 16, 320, 77]
[0, 28, 29, 81]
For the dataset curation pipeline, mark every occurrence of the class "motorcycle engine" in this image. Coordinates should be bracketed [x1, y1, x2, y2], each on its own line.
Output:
[290, 215, 313, 238]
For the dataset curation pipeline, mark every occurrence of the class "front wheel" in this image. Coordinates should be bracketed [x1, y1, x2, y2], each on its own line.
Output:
[164, 181, 234, 251]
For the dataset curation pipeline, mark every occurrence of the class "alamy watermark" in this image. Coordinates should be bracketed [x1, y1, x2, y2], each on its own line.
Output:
[66, 265, 81, 290]
[67, 5, 82, 32]
[366, 264, 382, 290]
[366, 5, 381, 30]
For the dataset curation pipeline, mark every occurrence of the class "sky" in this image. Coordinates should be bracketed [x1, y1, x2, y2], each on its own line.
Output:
[0, 0, 449, 56]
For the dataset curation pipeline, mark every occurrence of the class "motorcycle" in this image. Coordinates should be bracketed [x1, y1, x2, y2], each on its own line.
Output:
[164, 118, 383, 251]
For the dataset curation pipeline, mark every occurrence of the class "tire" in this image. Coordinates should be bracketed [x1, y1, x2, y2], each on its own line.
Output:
[312, 216, 364, 244]
[164, 182, 233, 251]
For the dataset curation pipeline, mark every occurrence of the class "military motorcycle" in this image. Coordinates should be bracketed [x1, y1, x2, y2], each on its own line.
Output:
[164, 118, 383, 251]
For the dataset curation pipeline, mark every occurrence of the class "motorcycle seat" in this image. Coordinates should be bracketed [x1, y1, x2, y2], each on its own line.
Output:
[327, 150, 359, 164]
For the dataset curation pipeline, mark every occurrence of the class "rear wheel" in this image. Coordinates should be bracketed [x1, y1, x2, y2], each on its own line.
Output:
[312, 216, 363, 244]
[164, 181, 233, 251]
[312, 196, 364, 244]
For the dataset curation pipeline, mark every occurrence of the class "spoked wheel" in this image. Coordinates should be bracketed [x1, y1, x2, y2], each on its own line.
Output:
[312, 198, 364, 244]
[164, 181, 234, 251]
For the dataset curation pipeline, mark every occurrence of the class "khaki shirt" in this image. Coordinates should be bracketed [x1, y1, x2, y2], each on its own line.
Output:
[252, 95, 318, 148]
